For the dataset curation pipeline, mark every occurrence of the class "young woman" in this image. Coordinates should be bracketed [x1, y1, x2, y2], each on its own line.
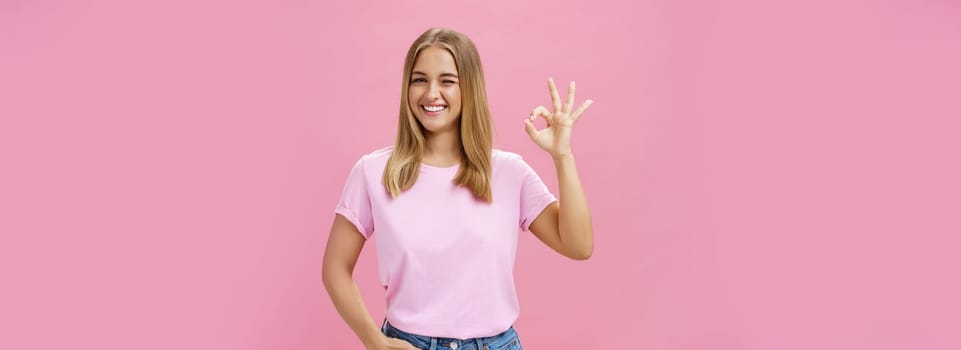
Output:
[322, 28, 595, 350]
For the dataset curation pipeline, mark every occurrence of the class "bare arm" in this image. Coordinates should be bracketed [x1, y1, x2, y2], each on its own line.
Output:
[529, 154, 594, 260]
[525, 78, 595, 261]
[322, 215, 416, 350]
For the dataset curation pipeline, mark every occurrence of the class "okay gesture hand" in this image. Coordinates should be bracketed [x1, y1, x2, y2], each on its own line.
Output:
[524, 77, 593, 159]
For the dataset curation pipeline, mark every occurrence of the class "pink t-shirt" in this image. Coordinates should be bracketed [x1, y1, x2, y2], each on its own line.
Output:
[334, 146, 557, 339]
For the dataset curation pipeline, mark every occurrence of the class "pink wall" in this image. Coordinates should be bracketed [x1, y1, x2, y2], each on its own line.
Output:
[2, 0, 959, 349]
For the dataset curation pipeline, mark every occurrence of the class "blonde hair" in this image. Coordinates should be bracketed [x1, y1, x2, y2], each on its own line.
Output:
[383, 28, 494, 202]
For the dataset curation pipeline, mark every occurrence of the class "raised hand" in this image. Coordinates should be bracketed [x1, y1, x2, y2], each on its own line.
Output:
[524, 77, 593, 158]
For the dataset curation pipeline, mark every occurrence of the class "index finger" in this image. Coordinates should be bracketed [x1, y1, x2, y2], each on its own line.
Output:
[548, 77, 561, 112]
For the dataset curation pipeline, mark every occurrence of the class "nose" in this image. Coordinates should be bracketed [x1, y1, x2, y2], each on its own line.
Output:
[426, 82, 441, 100]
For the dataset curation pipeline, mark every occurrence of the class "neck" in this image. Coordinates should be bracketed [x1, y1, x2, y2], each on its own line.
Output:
[423, 128, 461, 164]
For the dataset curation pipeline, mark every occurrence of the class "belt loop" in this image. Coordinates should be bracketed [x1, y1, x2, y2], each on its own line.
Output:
[475, 338, 484, 350]
[380, 318, 387, 334]
[429, 338, 437, 350]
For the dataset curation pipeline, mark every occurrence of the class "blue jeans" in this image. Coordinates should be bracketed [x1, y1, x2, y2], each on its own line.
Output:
[380, 319, 523, 350]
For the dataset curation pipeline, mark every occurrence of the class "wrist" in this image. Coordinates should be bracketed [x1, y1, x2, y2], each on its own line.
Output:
[362, 333, 387, 349]
[551, 152, 575, 162]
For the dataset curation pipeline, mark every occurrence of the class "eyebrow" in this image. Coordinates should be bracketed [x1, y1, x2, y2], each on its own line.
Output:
[411, 71, 459, 78]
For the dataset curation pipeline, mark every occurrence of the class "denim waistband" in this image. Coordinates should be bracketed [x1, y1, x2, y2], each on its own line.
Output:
[380, 318, 519, 350]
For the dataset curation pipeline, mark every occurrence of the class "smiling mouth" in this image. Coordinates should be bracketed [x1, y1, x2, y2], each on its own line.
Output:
[421, 104, 448, 114]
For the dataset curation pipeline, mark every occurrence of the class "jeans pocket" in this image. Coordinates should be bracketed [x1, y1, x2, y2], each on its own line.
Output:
[490, 335, 521, 350]
[384, 326, 429, 349]
[490, 328, 521, 350]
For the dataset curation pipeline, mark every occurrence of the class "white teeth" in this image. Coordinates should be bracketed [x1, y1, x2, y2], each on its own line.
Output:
[423, 105, 446, 112]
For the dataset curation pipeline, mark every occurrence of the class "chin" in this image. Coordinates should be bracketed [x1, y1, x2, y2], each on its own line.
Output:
[418, 122, 447, 134]
[416, 116, 459, 134]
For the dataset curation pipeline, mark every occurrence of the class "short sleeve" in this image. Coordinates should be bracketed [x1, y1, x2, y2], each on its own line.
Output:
[334, 157, 375, 239]
[517, 157, 558, 232]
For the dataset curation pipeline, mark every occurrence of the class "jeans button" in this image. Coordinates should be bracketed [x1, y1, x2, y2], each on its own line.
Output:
[450, 342, 458, 349]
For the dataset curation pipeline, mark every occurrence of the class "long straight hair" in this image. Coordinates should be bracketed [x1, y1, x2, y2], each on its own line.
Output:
[383, 28, 494, 202]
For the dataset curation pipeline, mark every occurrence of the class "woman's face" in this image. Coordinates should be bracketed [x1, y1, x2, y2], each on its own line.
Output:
[408, 46, 461, 135]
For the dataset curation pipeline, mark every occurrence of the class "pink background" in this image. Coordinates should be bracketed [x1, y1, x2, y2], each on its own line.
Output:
[2, 0, 959, 349]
